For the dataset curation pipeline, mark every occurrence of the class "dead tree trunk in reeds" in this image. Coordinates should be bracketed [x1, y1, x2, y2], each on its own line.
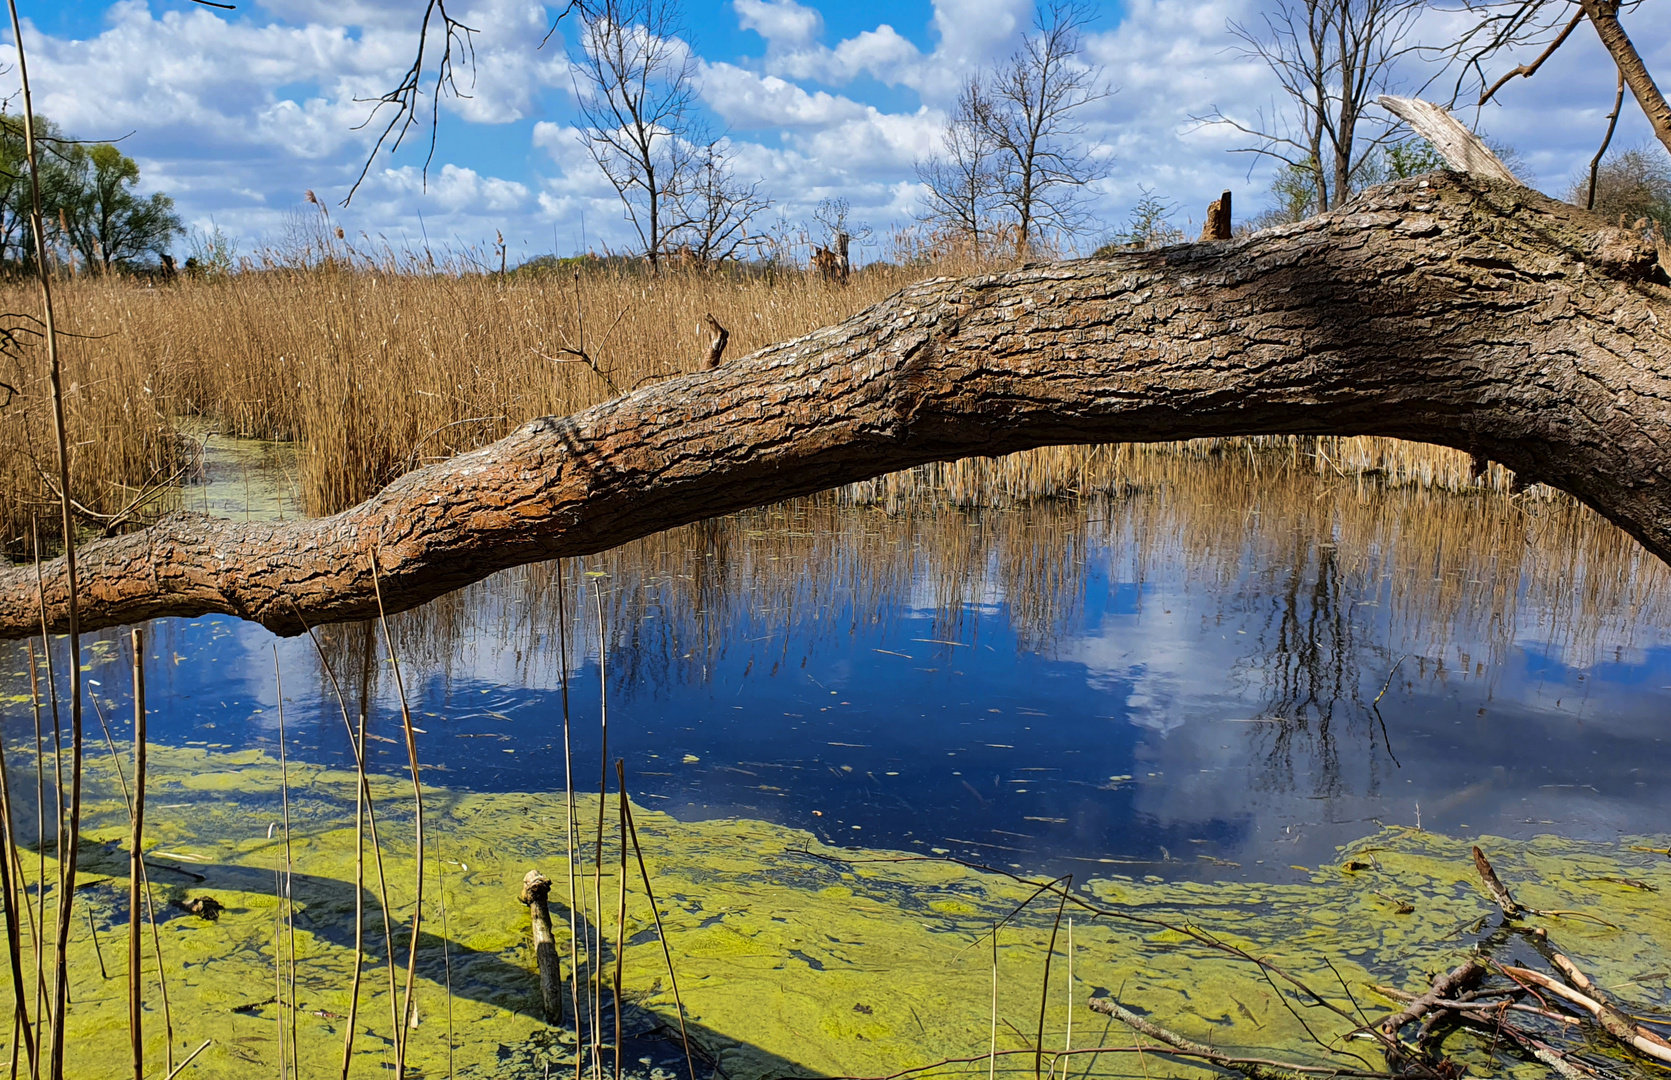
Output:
[6, 166, 1671, 639]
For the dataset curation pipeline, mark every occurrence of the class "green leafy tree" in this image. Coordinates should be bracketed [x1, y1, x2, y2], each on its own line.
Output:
[0, 113, 83, 266]
[62, 143, 183, 270]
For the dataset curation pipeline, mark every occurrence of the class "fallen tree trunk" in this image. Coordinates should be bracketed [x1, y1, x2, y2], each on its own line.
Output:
[4, 171, 1670, 639]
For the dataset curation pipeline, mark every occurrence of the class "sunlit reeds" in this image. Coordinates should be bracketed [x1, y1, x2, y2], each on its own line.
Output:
[0, 257, 1568, 555]
[0, 258, 969, 548]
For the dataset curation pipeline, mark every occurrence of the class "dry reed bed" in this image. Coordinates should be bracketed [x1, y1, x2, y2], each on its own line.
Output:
[0, 267, 1588, 554]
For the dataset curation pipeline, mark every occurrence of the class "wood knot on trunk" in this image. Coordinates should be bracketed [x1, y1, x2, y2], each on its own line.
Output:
[891, 335, 937, 439]
[1585, 226, 1660, 281]
[519, 870, 552, 905]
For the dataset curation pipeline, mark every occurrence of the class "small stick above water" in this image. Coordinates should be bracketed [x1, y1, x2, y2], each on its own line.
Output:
[1471, 846, 1521, 918]
[519, 871, 564, 1025]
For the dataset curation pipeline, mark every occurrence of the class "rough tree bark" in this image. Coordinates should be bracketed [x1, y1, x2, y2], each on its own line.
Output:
[2, 171, 1669, 640]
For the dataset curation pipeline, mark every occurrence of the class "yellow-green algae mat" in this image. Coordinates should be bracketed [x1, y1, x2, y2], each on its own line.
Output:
[1, 745, 1666, 1079]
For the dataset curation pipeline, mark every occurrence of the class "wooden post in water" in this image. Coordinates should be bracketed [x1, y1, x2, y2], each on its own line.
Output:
[520, 870, 563, 1024]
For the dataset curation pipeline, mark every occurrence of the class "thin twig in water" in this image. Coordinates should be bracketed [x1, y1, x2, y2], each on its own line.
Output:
[557, 561, 587, 1072]
[795, 846, 1430, 1075]
[619, 775, 695, 1080]
[592, 580, 610, 1080]
[805, 1044, 1394, 1080]
[1372, 654, 1406, 707]
[614, 771, 627, 1080]
[164, 1040, 212, 1080]
[128, 629, 146, 1080]
[1035, 883, 1070, 1080]
[271, 812, 286, 1080]
[372, 550, 426, 1078]
[437, 831, 455, 1080]
[1062, 918, 1072, 1073]
[274, 647, 299, 1079]
[988, 923, 998, 1080]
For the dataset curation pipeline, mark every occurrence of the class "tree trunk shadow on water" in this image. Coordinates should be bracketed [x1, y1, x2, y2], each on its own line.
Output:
[48, 835, 819, 1080]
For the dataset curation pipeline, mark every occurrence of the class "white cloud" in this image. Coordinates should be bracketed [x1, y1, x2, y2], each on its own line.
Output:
[734, 0, 823, 50]
[379, 163, 530, 212]
[8, 0, 1667, 262]
[701, 62, 872, 128]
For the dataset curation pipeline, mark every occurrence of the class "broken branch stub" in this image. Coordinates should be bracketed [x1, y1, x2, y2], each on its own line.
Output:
[1377, 96, 1520, 184]
[701, 313, 729, 370]
[3, 172, 1670, 640]
[1200, 189, 1232, 241]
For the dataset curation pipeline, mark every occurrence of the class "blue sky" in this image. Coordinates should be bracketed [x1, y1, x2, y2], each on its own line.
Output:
[8, 0, 1668, 264]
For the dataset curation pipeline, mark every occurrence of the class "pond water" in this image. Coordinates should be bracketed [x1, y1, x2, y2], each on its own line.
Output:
[2, 449, 1669, 1078]
[30, 450, 1671, 880]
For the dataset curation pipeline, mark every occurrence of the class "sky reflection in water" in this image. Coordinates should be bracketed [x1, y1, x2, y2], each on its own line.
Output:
[8, 458, 1670, 883]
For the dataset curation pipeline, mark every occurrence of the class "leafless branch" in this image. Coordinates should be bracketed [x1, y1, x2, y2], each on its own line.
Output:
[1587, 70, 1626, 210]
[343, 0, 484, 205]
[1476, 7, 1585, 104]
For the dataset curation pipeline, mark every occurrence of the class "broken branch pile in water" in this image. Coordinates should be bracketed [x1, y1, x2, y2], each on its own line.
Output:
[1081, 844, 1671, 1080]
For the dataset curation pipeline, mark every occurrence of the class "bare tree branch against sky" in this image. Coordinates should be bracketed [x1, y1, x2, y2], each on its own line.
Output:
[4, 0, 1667, 262]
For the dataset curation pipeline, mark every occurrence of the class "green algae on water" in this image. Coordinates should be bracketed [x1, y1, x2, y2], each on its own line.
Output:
[3, 744, 1667, 1078]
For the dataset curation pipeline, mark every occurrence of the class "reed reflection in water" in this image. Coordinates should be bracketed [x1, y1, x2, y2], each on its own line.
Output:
[53, 452, 1671, 881]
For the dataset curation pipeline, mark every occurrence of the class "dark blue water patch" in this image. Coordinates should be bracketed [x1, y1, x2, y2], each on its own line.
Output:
[6, 488, 1671, 884]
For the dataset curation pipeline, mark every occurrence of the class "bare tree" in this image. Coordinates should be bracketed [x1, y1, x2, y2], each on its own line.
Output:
[914, 77, 1002, 252]
[1204, 0, 1432, 213]
[668, 140, 771, 265]
[1461, 1, 1671, 159]
[571, 0, 700, 271]
[982, 1, 1111, 253]
[1565, 145, 1671, 227]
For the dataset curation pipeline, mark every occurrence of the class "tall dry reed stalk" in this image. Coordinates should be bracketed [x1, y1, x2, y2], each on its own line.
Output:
[300, 619, 398, 1080]
[0, 662, 36, 1075]
[127, 628, 145, 1080]
[373, 556, 426, 1080]
[85, 674, 174, 1080]
[6, 9, 84, 1076]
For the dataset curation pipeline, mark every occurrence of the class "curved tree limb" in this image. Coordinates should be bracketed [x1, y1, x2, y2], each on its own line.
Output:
[4, 171, 1670, 640]
[1575, 0, 1671, 159]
